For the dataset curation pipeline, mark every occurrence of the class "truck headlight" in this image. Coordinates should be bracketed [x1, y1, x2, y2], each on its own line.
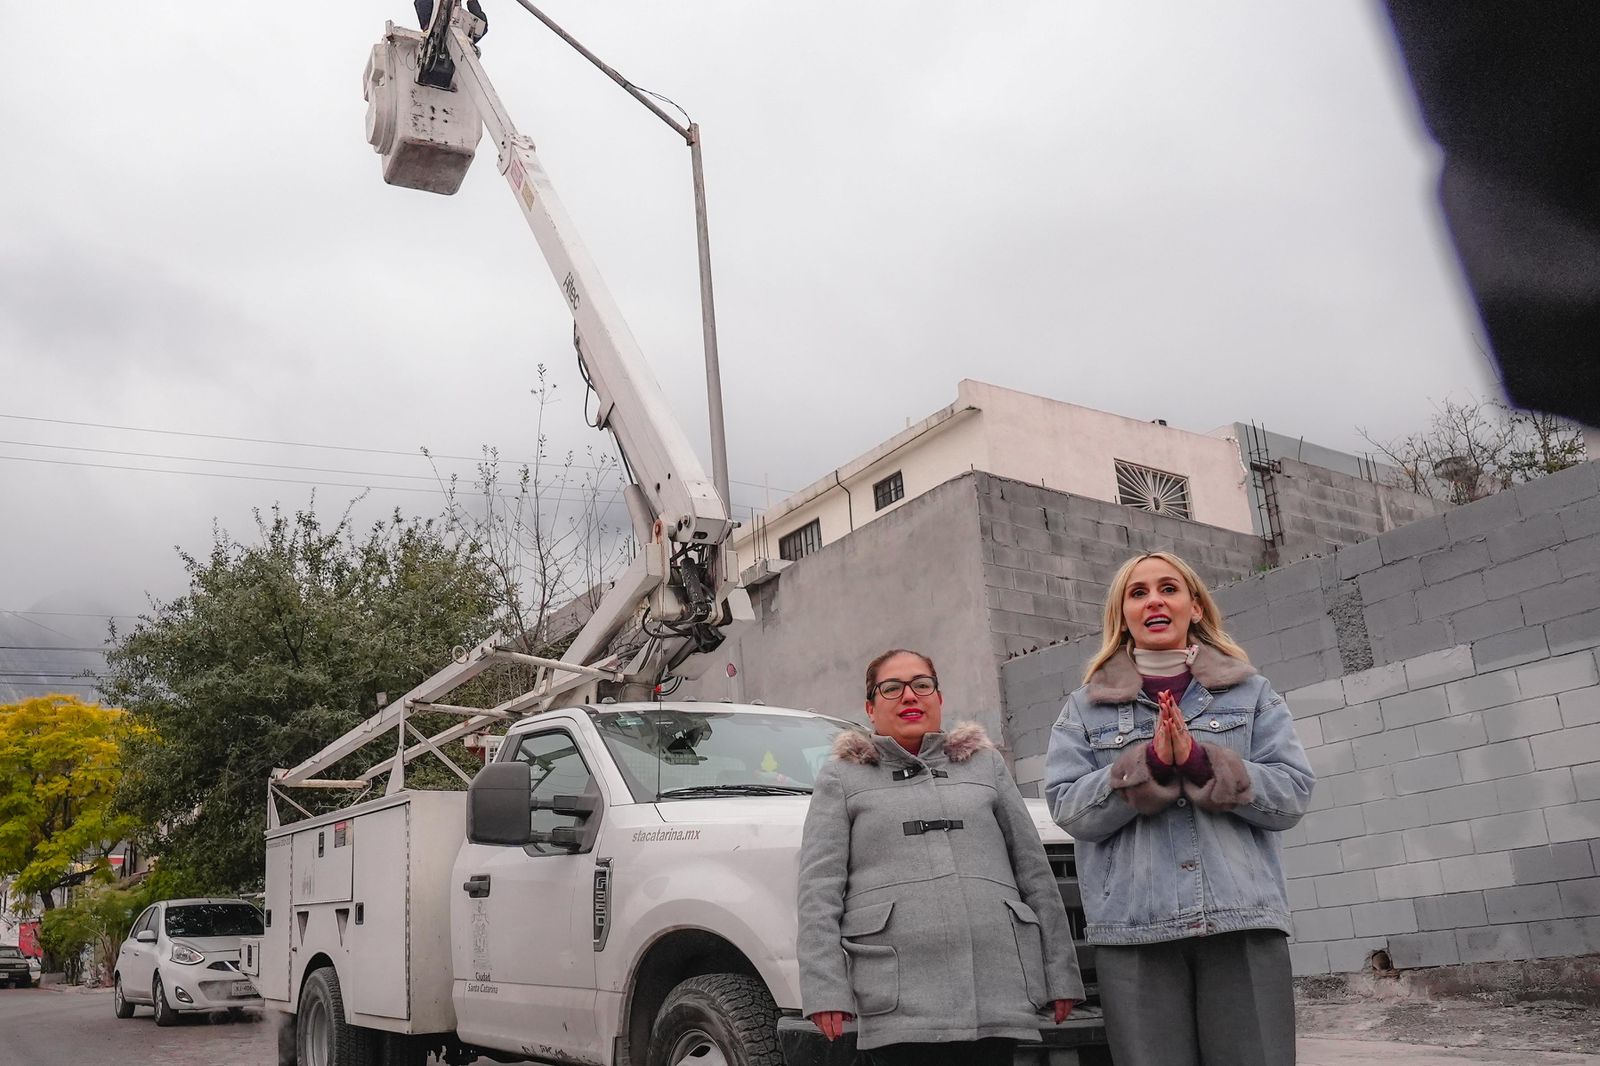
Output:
[170, 944, 205, 965]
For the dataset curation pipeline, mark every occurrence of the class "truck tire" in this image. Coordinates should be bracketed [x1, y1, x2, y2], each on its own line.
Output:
[296, 967, 379, 1066]
[645, 974, 782, 1066]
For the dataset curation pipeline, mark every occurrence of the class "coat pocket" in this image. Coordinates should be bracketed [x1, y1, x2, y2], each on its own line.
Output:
[1003, 899, 1049, 1009]
[840, 901, 898, 1017]
[1193, 711, 1251, 754]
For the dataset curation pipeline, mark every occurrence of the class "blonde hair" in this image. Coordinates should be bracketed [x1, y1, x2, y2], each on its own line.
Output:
[1081, 551, 1250, 683]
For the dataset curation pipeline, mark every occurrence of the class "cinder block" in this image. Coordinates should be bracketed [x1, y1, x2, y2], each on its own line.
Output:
[1559, 495, 1600, 541]
[1353, 729, 1419, 769]
[1388, 930, 1461, 968]
[1459, 739, 1536, 783]
[1485, 883, 1563, 923]
[1270, 590, 1331, 631]
[1425, 781, 1501, 823]
[1511, 842, 1596, 885]
[1402, 822, 1475, 862]
[1421, 541, 1492, 586]
[1471, 628, 1551, 672]
[1380, 689, 1451, 731]
[1307, 741, 1355, 778]
[1296, 715, 1326, 749]
[1444, 490, 1523, 542]
[1352, 900, 1420, 937]
[1471, 811, 1550, 854]
[1487, 513, 1568, 564]
[1288, 677, 1349, 717]
[1287, 876, 1318, 910]
[1343, 662, 1410, 704]
[1263, 560, 1325, 598]
[1013, 754, 1047, 785]
[1523, 573, 1600, 626]
[1415, 712, 1489, 756]
[1561, 687, 1600, 728]
[1302, 804, 1368, 844]
[1289, 941, 1332, 976]
[1482, 552, 1562, 602]
[1517, 651, 1600, 698]
[1514, 461, 1600, 515]
[1449, 598, 1526, 643]
[1227, 605, 1273, 641]
[1530, 916, 1600, 959]
[1375, 621, 1453, 665]
[1337, 537, 1384, 580]
[1531, 723, 1600, 770]
[1262, 653, 1332, 694]
[1280, 619, 1338, 660]
[1547, 609, 1600, 656]
[1363, 794, 1434, 833]
[1394, 753, 1465, 795]
[1321, 702, 1385, 743]
[1447, 671, 1522, 714]
[1546, 800, 1600, 844]
[1482, 695, 1564, 743]
[1455, 923, 1533, 963]
[1379, 515, 1450, 564]
[1579, 765, 1600, 802]
[1554, 534, 1600, 579]
[1315, 870, 1380, 907]
[1403, 645, 1476, 691]
[1330, 767, 1397, 806]
[1342, 831, 1407, 871]
[1325, 937, 1389, 974]
[1364, 592, 1421, 634]
[1559, 878, 1600, 917]
[1438, 851, 1516, 891]
[1418, 572, 1488, 621]
[1415, 891, 1488, 931]
[1293, 906, 1354, 942]
[1376, 860, 1445, 900]
[1283, 841, 1345, 878]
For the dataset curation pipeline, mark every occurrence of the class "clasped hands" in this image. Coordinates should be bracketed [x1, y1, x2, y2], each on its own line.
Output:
[1151, 689, 1193, 766]
[809, 999, 1074, 1040]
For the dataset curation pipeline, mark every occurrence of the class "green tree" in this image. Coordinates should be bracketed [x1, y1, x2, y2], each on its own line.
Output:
[101, 505, 501, 892]
[0, 695, 142, 912]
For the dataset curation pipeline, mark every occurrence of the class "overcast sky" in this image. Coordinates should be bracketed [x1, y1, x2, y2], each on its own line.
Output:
[1, 1, 1495, 684]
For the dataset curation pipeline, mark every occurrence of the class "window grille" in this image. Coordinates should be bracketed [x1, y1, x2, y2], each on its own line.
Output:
[1115, 461, 1192, 520]
[778, 519, 822, 562]
[872, 471, 905, 511]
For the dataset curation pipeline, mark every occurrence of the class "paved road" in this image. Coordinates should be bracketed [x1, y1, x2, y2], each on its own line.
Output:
[4, 985, 1597, 1066]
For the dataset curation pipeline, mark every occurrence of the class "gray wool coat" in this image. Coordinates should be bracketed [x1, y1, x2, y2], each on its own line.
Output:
[797, 722, 1085, 1050]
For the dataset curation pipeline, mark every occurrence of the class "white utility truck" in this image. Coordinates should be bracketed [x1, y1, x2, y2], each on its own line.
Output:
[243, 5, 1102, 1065]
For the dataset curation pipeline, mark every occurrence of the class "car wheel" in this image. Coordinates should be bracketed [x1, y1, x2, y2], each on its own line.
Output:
[153, 974, 179, 1027]
[645, 974, 783, 1066]
[296, 967, 379, 1066]
[113, 975, 136, 1019]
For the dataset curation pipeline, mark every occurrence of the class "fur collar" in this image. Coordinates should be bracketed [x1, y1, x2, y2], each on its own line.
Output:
[831, 721, 993, 765]
[1086, 644, 1255, 704]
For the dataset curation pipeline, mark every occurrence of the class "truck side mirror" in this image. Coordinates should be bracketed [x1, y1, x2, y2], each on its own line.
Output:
[532, 794, 597, 818]
[467, 761, 535, 846]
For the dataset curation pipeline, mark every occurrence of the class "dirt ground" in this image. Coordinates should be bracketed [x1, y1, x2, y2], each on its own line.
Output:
[1298, 986, 1600, 1057]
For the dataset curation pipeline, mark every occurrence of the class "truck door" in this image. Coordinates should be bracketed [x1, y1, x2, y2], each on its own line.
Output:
[454, 726, 603, 1061]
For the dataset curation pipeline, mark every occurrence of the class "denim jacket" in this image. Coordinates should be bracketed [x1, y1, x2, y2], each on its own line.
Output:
[1043, 646, 1315, 946]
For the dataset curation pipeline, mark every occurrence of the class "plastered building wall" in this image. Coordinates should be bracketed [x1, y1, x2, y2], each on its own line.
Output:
[1001, 461, 1600, 975]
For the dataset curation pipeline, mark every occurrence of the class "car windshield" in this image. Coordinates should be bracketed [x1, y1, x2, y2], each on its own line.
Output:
[591, 709, 849, 801]
[164, 904, 263, 939]
[0, 947, 19, 959]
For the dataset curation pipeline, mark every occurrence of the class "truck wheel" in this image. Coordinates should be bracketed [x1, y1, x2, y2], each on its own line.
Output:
[153, 975, 179, 1027]
[113, 974, 135, 1019]
[296, 967, 379, 1066]
[646, 974, 782, 1066]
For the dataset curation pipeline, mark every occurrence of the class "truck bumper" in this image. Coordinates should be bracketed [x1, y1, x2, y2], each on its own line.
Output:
[776, 1011, 1110, 1066]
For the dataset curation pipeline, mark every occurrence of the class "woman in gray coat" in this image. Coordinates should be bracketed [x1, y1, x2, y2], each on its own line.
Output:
[798, 649, 1084, 1066]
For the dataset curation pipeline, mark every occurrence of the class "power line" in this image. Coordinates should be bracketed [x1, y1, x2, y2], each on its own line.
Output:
[0, 645, 105, 652]
[0, 609, 139, 619]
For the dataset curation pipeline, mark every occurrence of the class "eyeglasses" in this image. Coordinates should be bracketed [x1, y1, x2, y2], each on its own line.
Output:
[870, 675, 938, 700]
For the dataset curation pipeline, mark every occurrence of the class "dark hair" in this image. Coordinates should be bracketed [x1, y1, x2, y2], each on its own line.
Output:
[864, 648, 937, 698]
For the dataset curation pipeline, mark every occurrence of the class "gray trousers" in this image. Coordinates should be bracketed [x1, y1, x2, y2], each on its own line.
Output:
[1095, 929, 1294, 1066]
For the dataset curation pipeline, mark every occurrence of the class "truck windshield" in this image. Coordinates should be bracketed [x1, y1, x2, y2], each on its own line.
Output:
[591, 709, 850, 801]
[164, 904, 263, 939]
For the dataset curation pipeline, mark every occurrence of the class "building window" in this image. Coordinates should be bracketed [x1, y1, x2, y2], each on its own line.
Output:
[778, 519, 822, 562]
[872, 471, 905, 511]
[1115, 460, 1192, 520]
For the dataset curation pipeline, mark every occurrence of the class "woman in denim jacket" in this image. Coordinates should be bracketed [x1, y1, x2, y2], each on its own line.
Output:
[1044, 551, 1315, 1066]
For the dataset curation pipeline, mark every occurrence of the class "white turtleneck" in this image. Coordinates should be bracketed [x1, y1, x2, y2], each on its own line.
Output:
[1132, 645, 1198, 678]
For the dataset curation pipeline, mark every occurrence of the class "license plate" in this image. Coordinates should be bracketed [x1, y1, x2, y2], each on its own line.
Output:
[231, 980, 256, 997]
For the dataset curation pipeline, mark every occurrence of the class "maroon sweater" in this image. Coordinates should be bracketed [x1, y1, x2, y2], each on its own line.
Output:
[1142, 671, 1214, 785]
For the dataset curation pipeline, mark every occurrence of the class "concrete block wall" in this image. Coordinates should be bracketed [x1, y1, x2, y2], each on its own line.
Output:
[1001, 461, 1600, 973]
[1267, 456, 1451, 565]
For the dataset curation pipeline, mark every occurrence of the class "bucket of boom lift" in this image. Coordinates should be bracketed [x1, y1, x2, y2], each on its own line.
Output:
[364, 22, 482, 194]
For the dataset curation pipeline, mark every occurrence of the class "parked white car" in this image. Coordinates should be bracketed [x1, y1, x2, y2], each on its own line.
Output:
[113, 897, 264, 1024]
[0, 946, 35, 988]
